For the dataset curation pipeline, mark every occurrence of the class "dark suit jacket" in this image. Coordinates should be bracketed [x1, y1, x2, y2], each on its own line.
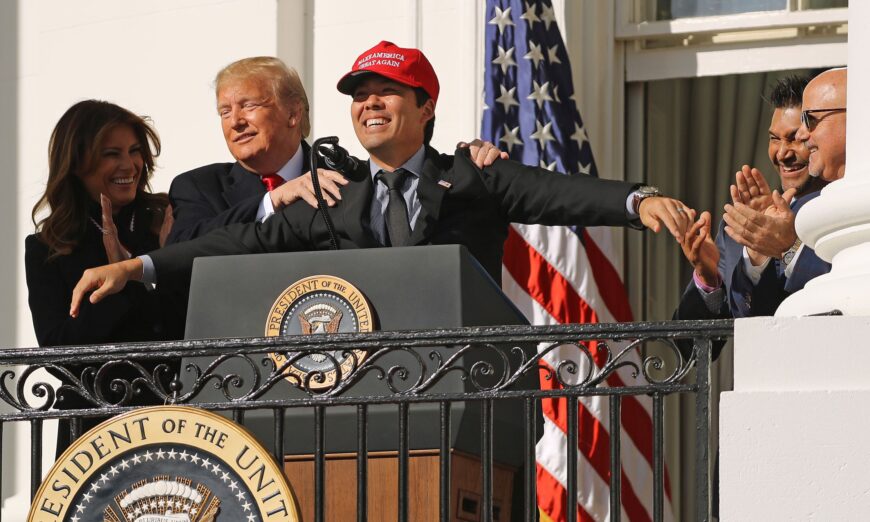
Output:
[150, 146, 639, 288]
[166, 141, 312, 244]
[25, 198, 181, 454]
[728, 190, 830, 317]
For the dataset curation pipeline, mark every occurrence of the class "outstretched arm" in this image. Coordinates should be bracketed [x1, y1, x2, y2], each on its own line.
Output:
[70, 258, 143, 317]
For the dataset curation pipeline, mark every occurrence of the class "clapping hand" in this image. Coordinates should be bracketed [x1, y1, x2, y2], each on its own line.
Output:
[100, 194, 131, 264]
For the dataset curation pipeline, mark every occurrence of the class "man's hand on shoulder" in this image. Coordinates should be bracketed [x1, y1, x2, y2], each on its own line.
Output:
[70, 258, 144, 318]
[457, 139, 509, 169]
[270, 169, 349, 211]
[638, 196, 693, 242]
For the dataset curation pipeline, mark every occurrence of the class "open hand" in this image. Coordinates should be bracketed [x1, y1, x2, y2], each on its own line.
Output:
[731, 165, 773, 212]
[100, 194, 131, 264]
[679, 211, 720, 287]
[159, 204, 174, 248]
[723, 188, 797, 260]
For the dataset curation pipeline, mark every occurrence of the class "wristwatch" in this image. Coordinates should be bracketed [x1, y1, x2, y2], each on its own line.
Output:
[782, 238, 803, 266]
[631, 185, 661, 215]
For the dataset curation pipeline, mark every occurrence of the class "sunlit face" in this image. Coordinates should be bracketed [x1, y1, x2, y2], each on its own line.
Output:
[78, 125, 142, 213]
[795, 72, 847, 182]
[217, 76, 301, 174]
[350, 76, 434, 169]
[768, 107, 813, 194]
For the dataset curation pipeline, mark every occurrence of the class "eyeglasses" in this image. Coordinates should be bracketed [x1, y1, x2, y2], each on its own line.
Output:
[801, 107, 847, 132]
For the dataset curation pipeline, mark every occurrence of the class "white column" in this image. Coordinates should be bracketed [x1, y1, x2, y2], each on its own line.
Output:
[776, 3, 870, 316]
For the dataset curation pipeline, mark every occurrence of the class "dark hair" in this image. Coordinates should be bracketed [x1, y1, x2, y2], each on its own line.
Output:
[413, 87, 436, 145]
[32, 100, 164, 257]
[768, 75, 812, 109]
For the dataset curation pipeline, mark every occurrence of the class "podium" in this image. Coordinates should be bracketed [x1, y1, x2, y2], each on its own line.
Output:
[183, 245, 533, 520]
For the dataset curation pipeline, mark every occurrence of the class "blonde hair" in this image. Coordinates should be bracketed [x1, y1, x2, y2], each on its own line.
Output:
[215, 57, 311, 137]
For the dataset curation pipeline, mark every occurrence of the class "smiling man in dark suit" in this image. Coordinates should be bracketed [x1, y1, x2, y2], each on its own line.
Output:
[70, 41, 692, 314]
[165, 57, 349, 245]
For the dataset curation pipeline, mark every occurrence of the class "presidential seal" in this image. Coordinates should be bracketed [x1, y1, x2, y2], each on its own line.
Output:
[30, 406, 299, 522]
[265, 275, 373, 390]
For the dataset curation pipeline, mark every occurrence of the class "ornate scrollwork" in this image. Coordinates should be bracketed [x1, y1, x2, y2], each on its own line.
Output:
[0, 331, 705, 413]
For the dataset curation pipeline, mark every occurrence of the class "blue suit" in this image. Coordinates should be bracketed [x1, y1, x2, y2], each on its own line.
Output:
[674, 190, 831, 359]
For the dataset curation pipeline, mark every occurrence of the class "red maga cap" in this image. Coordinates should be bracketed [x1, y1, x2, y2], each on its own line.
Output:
[337, 41, 440, 104]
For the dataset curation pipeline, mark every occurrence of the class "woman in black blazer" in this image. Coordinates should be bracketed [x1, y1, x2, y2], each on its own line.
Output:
[25, 100, 181, 455]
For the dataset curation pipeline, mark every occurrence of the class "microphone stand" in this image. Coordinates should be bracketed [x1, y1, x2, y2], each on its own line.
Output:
[309, 136, 347, 250]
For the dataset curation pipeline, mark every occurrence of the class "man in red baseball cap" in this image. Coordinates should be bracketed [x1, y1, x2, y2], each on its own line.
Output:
[70, 42, 694, 313]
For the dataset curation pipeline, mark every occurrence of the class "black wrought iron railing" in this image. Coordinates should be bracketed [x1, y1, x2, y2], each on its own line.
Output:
[0, 319, 732, 522]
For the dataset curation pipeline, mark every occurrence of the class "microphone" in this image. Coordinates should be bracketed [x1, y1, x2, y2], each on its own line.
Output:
[318, 141, 359, 173]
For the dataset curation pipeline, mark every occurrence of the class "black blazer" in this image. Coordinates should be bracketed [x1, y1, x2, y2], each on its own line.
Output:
[166, 141, 313, 244]
[25, 200, 181, 347]
[151, 146, 639, 289]
[26, 198, 182, 454]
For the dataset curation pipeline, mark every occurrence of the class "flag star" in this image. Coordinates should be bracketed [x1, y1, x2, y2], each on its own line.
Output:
[488, 6, 514, 34]
[492, 45, 517, 74]
[109, 465, 119, 476]
[82, 492, 93, 503]
[127, 513, 134, 521]
[527, 81, 554, 108]
[142, 450, 153, 462]
[236, 490, 246, 501]
[247, 514, 257, 522]
[200, 457, 211, 468]
[499, 124, 523, 153]
[520, 2, 539, 25]
[119, 459, 130, 470]
[524, 41, 545, 69]
[578, 160, 593, 175]
[211, 463, 221, 474]
[98, 472, 110, 484]
[179, 450, 189, 461]
[539, 159, 557, 171]
[71, 516, 80, 522]
[89, 482, 101, 493]
[547, 44, 562, 64]
[242, 500, 252, 512]
[131, 454, 141, 465]
[190, 453, 200, 464]
[158, 499, 166, 507]
[552, 84, 562, 103]
[155, 448, 165, 459]
[150, 501, 158, 509]
[229, 480, 239, 491]
[221, 471, 231, 482]
[167, 448, 177, 460]
[495, 85, 519, 112]
[571, 122, 588, 145]
[540, 3, 557, 30]
[76, 503, 86, 513]
[530, 120, 555, 148]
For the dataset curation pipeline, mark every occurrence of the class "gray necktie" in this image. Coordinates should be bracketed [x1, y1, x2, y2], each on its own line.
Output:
[376, 169, 412, 246]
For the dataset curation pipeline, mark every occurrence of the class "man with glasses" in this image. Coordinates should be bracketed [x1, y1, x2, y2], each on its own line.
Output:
[719, 68, 846, 317]
[675, 74, 827, 340]
[796, 68, 847, 182]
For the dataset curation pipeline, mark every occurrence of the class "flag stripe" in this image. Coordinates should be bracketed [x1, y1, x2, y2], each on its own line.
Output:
[483, 2, 671, 519]
[504, 228, 651, 521]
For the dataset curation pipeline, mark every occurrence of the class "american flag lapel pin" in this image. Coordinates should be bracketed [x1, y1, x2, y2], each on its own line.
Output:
[437, 180, 452, 189]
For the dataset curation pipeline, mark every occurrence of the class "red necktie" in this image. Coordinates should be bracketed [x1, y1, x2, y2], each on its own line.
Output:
[260, 173, 285, 191]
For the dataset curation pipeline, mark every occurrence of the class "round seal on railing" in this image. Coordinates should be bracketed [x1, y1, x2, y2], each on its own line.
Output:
[29, 406, 300, 522]
[265, 275, 374, 390]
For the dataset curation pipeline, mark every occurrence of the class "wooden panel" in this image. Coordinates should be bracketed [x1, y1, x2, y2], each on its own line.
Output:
[283, 450, 516, 522]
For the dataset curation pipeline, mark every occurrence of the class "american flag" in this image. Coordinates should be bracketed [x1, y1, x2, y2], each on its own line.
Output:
[482, 1, 674, 520]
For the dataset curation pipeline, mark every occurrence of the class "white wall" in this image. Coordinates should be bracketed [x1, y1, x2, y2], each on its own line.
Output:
[4, 1, 279, 516]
